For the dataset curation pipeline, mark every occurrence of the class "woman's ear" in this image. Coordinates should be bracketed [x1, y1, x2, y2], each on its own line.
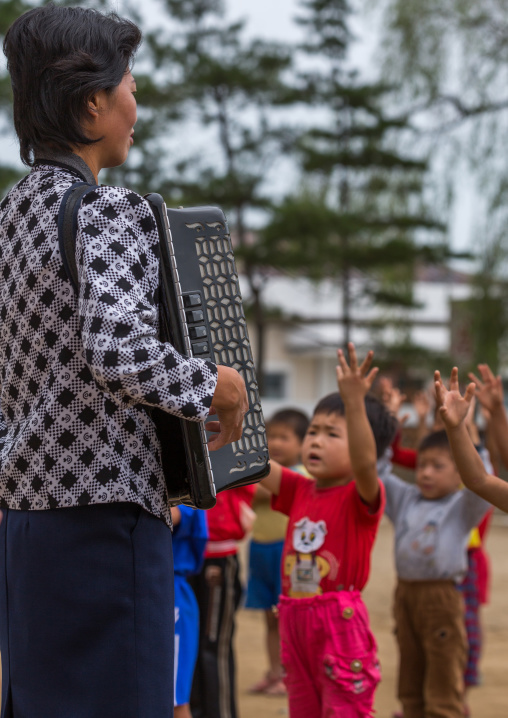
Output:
[86, 95, 100, 118]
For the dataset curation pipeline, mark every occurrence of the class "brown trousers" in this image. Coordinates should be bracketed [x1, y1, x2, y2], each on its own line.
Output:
[394, 579, 467, 718]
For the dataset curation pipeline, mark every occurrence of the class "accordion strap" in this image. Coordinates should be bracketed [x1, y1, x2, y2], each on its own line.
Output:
[57, 182, 98, 293]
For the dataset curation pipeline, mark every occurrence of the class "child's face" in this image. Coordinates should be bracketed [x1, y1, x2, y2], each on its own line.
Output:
[267, 423, 302, 468]
[301, 412, 352, 486]
[416, 447, 462, 500]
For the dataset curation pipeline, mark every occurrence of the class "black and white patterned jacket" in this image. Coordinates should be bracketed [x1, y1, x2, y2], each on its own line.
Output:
[0, 158, 218, 527]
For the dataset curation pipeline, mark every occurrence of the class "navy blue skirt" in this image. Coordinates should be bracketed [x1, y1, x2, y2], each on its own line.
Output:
[0, 502, 174, 718]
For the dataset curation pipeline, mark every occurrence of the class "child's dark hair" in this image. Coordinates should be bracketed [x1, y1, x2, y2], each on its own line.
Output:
[3, 4, 142, 165]
[313, 392, 397, 458]
[268, 408, 309, 442]
[418, 430, 451, 454]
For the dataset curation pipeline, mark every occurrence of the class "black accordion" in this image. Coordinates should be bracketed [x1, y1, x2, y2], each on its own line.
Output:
[145, 194, 270, 509]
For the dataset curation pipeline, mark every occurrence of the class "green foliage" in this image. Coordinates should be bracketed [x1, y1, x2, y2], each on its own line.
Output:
[469, 294, 506, 370]
[104, 0, 293, 207]
[0, 0, 32, 35]
[0, 165, 23, 195]
[259, 0, 448, 348]
[296, 0, 351, 59]
[0, 0, 468, 381]
[375, 339, 456, 377]
[372, 0, 508, 364]
[0, 0, 33, 174]
[129, 0, 294, 390]
[376, 0, 508, 108]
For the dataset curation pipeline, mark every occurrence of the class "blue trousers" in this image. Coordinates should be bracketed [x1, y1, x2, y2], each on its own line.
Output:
[0, 502, 174, 718]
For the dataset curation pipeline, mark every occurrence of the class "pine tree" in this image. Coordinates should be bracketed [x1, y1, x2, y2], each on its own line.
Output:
[260, 0, 447, 350]
[371, 0, 508, 369]
[132, 0, 293, 392]
[0, 0, 34, 194]
[0, 0, 294, 391]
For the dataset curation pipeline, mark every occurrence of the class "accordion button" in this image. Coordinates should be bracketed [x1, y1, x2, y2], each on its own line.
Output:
[192, 342, 209, 355]
[190, 326, 207, 340]
[184, 293, 202, 308]
[187, 310, 204, 323]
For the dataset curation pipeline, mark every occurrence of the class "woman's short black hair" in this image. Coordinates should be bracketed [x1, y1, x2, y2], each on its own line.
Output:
[313, 392, 398, 458]
[3, 4, 142, 165]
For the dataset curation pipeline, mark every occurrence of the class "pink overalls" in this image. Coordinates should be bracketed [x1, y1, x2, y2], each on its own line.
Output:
[279, 591, 381, 717]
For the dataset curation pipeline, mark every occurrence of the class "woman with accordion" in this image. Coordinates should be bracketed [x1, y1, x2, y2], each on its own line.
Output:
[0, 5, 248, 716]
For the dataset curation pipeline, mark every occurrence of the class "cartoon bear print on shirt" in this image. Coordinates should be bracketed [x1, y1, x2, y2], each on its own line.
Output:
[398, 516, 441, 577]
[284, 517, 331, 597]
[411, 520, 438, 556]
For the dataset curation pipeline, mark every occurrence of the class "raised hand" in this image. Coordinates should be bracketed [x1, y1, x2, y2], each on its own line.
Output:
[377, 376, 395, 406]
[337, 342, 378, 404]
[388, 386, 407, 417]
[434, 367, 475, 429]
[468, 364, 504, 415]
[413, 390, 431, 424]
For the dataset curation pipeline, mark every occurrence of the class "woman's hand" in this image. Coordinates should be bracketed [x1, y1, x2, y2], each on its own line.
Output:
[205, 365, 249, 451]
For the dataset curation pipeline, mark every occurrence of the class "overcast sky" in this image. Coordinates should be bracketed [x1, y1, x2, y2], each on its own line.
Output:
[0, 0, 474, 254]
[221, 0, 474, 255]
[227, 0, 300, 41]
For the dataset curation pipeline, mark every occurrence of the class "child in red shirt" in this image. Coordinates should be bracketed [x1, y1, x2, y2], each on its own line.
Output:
[260, 344, 397, 717]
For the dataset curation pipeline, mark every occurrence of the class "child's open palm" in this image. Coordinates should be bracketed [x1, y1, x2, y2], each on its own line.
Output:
[434, 368, 476, 429]
[468, 364, 504, 414]
[337, 343, 378, 402]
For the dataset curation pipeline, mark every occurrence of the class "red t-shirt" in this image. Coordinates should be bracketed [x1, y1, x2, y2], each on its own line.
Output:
[272, 467, 385, 597]
[205, 484, 256, 558]
[391, 430, 417, 469]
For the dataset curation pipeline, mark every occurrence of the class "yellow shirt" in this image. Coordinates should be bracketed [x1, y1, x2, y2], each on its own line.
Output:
[252, 464, 311, 543]
[468, 527, 481, 549]
[252, 496, 288, 542]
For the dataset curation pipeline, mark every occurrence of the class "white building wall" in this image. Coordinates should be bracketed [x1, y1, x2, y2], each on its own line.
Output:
[241, 274, 477, 412]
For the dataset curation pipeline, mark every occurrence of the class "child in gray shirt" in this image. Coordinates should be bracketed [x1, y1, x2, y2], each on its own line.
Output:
[379, 429, 489, 718]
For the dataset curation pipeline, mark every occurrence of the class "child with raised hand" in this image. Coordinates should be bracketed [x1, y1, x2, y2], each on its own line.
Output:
[260, 343, 397, 717]
[436, 367, 508, 512]
[378, 376, 493, 718]
[246, 408, 309, 696]
[381, 426, 490, 718]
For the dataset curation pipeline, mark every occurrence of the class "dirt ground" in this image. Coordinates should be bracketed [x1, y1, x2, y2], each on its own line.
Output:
[235, 517, 508, 718]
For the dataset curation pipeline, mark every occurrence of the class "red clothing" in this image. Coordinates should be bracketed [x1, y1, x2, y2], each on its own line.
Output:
[278, 592, 380, 717]
[205, 484, 256, 558]
[391, 431, 417, 469]
[272, 468, 385, 597]
[473, 508, 494, 605]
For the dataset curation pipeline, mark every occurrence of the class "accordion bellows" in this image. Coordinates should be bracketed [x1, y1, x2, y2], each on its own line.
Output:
[146, 195, 270, 509]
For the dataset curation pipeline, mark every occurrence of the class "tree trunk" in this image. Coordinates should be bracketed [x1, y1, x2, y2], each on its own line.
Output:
[251, 283, 266, 397]
[342, 259, 351, 347]
[340, 174, 351, 347]
[235, 206, 266, 396]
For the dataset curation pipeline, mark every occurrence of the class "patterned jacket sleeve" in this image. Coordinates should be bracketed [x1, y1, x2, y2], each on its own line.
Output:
[75, 185, 218, 421]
